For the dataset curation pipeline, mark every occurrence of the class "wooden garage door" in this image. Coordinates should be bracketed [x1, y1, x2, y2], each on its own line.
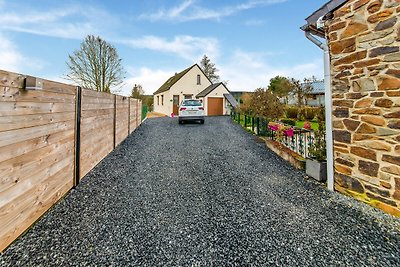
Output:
[208, 97, 223, 116]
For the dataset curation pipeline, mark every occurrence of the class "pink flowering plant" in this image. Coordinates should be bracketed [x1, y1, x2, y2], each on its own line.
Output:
[268, 121, 294, 141]
[303, 121, 312, 130]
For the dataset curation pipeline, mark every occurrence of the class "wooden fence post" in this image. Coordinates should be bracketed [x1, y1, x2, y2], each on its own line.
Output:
[128, 97, 130, 135]
[74, 86, 82, 187]
[137, 100, 139, 126]
[113, 94, 117, 149]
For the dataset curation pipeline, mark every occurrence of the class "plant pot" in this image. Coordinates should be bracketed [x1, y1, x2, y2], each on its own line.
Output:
[306, 158, 327, 182]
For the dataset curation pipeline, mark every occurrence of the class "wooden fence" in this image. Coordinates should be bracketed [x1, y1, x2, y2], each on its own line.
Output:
[0, 70, 143, 252]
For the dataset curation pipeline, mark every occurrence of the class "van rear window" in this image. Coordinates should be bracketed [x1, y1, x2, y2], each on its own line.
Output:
[182, 100, 202, 106]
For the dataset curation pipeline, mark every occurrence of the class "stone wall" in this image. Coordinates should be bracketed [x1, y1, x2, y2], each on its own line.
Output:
[327, 0, 400, 216]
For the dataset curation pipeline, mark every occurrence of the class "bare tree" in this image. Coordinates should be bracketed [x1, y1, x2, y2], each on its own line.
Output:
[66, 35, 125, 93]
[199, 55, 220, 82]
[290, 78, 314, 119]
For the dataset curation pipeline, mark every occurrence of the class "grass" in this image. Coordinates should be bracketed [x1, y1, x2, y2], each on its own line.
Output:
[233, 113, 321, 131]
[295, 121, 319, 131]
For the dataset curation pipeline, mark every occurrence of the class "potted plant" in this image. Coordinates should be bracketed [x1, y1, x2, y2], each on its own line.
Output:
[306, 107, 327, 182]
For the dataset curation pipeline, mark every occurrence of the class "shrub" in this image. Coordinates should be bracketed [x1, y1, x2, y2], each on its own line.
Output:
[280, 118, 296, 126]
[303, 107, 317, 121]
[308, 107, 326, 161]
[285, 106, 298, 119]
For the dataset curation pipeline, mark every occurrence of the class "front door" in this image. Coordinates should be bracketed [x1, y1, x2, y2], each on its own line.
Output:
[173, 95, 180, 115]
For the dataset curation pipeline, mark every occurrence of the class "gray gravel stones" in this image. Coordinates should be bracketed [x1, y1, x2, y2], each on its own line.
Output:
[1, 116, 399, 266]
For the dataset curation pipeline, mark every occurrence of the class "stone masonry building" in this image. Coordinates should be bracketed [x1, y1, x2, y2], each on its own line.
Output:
[305, 0, 400, 216]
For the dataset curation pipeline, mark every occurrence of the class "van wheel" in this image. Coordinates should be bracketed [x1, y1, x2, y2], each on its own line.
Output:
[200, 120, 204, 124]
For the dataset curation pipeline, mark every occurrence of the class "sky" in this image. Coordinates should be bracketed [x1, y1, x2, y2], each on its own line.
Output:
[0, 0, 329, 95]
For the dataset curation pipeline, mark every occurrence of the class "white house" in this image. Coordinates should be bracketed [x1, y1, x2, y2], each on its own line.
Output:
[153, 64, 237, 116]
[305, 81, 325, 106]
[285, 80, 325, 106]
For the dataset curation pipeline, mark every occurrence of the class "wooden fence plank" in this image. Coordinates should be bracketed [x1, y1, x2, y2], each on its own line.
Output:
[80, 136, 113, 178]
[0, 102, 76, 116]
[0, 121, 74, 147]
[115, 96, 129, 146]
[0, 128, 74, 163]
[0, 112, 75, 132]
[1, 88, 76, 103]
[129, 98, 138, 133]
[79, 91, 115, 180]
[0, 70, 76, 95]
[0, 164, 73, 251]
[0, 138, 74, 194]
[81, 88, 115, 98]
[0, 151, 74, 207]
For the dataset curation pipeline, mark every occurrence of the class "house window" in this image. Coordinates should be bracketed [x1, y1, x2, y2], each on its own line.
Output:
[161, 95, 164, 105]
[157, 96, 159, 105]
[197, 74, 201, 85]
[184, 94, 192, 100]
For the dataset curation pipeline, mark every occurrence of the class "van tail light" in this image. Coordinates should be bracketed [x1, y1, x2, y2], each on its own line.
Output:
[180, 107, 186, 111]
[199, 107, 204, 110]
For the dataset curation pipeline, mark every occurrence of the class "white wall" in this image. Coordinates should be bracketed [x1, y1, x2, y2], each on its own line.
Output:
[307, 95, 325, 106]
[153, 90, 171, 115]
[203, 84, 230, 115]
[153, 65, 211, 116]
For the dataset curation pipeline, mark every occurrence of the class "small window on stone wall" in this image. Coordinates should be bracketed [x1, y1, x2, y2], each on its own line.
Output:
[161, 95, 164, 105]
[157, 96, 159, 105]
[197, 74, 201, 85]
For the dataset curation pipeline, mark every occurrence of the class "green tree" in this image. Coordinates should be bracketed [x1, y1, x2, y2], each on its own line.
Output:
[199, 55, 220, 82]
[144, 96, 154, 111]
[66, 35, 125, 93]
[131, 84, 145, 99]
[250, 88, 283, 119]
[267, 76, 293, 104]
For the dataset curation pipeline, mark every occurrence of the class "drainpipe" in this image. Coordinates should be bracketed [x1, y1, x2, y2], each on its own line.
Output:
[305, 30, 334, 192]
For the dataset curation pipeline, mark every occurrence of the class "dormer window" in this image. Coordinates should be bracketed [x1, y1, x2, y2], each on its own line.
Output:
[197, 74, 201, 85]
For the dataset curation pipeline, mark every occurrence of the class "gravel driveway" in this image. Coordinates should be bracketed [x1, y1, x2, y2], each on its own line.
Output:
[1, 116, 400, 266]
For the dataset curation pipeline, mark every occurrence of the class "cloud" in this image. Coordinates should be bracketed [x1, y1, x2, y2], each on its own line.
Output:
[0, 34, 24, 72]
[0, 33, 44, 73]
[142, 0, 195, 21]
[120, 49, 323, 97]
[122, 67, 176, 96]
[122, 35, 219, 61]
[0, 4, 117, 40]
[139, 0, 288, 22]
[219, 50, 323, 92]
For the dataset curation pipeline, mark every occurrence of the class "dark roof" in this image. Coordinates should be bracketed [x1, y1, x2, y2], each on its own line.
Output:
[301, 0, 348, 37]
[153, 64, 213, 95]
[196, 83, 219, 98]
[196, 82, 229, 98]
[224, 93, 238, 108]
[153, 64, 195, 95]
